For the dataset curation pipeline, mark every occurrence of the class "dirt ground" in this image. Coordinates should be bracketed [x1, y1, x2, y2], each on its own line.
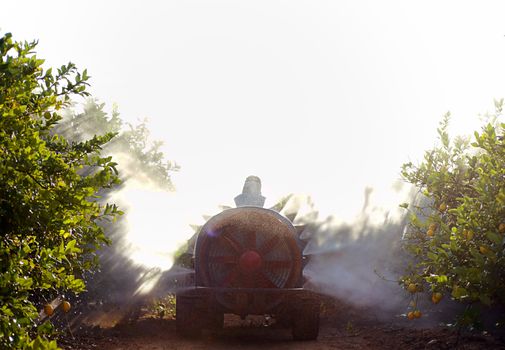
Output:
[58, 298, 505, 350]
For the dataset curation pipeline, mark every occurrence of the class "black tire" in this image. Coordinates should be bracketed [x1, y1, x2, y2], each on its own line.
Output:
[207, 312, 224, 330]
[291, 300, 320, 341]
[176, 295, 202, 337]
[275, 312, 293, 328]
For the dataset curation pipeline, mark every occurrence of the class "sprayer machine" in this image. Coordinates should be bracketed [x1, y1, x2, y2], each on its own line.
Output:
[176, 176, 320, 340]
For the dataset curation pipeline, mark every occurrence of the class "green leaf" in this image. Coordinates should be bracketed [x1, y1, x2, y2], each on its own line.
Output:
[65, 239, 78, 254]
[479, 294, 492, 306]
[452, 286, 469, 299]
[437, 275, 448, 283]
[486, 231, 502, 245]
[427, 252, 438, 261]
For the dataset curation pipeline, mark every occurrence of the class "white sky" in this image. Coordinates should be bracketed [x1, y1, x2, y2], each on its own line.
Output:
[3, 1, 505, 267]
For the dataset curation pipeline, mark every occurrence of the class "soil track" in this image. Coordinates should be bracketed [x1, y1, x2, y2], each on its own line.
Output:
[59, 298, 505, 350]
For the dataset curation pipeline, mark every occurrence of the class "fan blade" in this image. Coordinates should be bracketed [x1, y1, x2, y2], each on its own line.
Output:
[222, 267, 240, 286]
[258, 235, 280, 255]
[257, 271, 278, 288]
[209, 255, 238, 264]
[263, 260, 291, 269]
[246, 230, 256, 249]
[219, 234, 243, 253]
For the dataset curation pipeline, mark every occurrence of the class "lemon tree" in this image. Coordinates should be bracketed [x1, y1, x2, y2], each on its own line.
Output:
[400, 105, 505, 327]
[0, 33, 122, 349]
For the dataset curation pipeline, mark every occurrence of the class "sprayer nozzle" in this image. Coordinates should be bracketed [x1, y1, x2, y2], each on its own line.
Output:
[234, 175, 266, 207]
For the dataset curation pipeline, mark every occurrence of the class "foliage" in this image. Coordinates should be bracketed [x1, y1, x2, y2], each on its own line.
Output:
[400, 102, 505, 327]
[0, 33, 122, 348]
[149, 294, 176, 319]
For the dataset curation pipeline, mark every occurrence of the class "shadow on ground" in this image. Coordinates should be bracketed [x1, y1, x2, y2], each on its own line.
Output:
[58, 297, 505, 350]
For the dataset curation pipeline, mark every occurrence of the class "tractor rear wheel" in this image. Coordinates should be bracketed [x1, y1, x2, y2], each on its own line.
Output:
[207, 311, 224, 330]
[291, 300, 320, 341]
[176, 295, 202, 337]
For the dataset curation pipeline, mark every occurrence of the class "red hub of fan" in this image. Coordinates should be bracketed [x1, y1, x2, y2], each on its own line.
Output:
[239, 250, 262, 273]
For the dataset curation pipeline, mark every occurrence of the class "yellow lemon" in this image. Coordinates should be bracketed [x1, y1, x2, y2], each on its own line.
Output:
[44, 304, 54, 316]
[62, 301, 71, 313]
[407, 283, 417, 293]
[432, 292, 443, 304]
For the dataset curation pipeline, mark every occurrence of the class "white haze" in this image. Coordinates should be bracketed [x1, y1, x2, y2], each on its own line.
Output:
[278, 182, 414, 315]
